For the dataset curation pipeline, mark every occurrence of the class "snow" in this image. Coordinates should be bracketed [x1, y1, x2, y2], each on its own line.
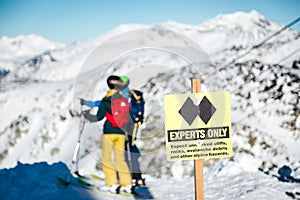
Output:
[0, 10, 300, 199]
[0, 162, 95, 200]
[296, 117, 300, 129]
[0, 160, 299, 200]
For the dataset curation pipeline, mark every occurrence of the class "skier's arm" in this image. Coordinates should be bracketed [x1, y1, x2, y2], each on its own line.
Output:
[83, 100, 101, 108]
[83, 110, 98, 122]
[94, 100, 101, 107]
[96, 100, 107, 121]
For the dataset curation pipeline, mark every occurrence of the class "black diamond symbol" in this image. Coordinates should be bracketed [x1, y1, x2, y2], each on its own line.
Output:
[198, 96, 216, 124]
[179, 97, 199, 125]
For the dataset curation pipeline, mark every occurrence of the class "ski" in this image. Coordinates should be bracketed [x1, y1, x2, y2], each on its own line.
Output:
[90, 173, 105, 181]
[95, 188, 135, 198]
[57, 176, 93, 188]
[72, 172, 105, 181]
[57, 176, 153, 199]
[95, 187, 154, 199]
[72, 171, 89, 179]
[132, 187, 154, 199]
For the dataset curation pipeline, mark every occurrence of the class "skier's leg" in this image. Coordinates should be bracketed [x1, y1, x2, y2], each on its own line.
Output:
[125, 125, 134, 177]
[121, 140, 129, 183]
[131, 145, 142, 180]
[102, 134, 117, 186]
[114, 134, 132, 186]
[130, 126, 143, 180]
[127, 139, 132, 176]
[126, 134, 133, 176]
[124, 140, 129, 164]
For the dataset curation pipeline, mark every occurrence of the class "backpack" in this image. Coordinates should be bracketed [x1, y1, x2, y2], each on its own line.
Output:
[106, 94, 130, 128]
[129, 90, 145, 125]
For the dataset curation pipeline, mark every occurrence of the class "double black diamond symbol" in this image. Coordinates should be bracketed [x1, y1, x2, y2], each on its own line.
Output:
[178, 96, 216, 125]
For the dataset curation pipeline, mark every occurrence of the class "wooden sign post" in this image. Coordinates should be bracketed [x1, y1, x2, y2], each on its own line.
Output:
[164, 79, 232, 200]
[191, 78, 204, 200]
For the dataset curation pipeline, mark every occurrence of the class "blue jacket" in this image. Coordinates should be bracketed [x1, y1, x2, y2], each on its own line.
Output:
[83, 100, 101, 108]
[84, 87, 130, 108]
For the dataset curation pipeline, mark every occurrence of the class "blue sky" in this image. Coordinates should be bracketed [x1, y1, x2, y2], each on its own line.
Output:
[0, 0, 299, 44]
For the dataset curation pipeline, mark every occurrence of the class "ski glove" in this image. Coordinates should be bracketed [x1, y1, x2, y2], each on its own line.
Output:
[79, 98, 85, 105]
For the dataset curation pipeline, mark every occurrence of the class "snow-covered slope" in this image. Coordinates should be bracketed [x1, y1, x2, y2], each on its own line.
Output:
[1, 160, 299, 200]
[0, 10, 299, 199]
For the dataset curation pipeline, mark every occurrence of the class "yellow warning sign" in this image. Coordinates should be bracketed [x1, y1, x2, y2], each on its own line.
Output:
[164, 92, 232, 161]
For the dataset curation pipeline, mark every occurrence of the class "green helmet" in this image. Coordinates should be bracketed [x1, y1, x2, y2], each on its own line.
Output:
[120, 75, 130, 83]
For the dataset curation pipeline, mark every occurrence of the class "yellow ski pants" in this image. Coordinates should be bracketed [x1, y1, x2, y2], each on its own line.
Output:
[101, 134, 131, 186]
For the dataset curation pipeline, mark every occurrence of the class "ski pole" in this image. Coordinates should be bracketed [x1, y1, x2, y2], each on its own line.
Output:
[131, 123, 138, 146]
[72, 104, 85, 174]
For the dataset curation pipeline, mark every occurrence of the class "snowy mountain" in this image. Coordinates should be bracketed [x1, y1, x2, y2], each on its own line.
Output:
[0, 10, 299, 199]
[0, 34, 65, 77]
[0, 34, 64, 61]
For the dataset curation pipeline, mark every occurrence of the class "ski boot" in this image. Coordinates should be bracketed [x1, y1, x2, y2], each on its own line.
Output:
[132, 178, 146, 187]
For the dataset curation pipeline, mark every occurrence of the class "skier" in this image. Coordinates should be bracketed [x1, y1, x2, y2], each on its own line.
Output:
[80, 75, 146, 186]
[119, 75, 145, 186]
[83, 75, 133, 194]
